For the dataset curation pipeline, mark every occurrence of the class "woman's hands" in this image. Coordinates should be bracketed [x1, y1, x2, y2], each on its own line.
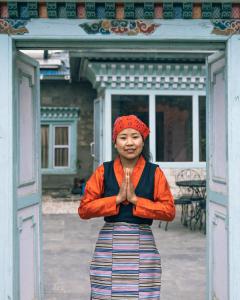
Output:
[116, 168, 137, 205]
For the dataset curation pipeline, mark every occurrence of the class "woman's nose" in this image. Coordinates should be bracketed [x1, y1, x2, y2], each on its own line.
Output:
[126, 138, 133, 145]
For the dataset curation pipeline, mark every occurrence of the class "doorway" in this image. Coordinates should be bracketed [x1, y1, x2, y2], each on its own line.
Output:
[1, 23, 240, 300]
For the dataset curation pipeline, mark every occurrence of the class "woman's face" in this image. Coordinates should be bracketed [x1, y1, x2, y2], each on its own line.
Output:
[115, 128, 144, 160]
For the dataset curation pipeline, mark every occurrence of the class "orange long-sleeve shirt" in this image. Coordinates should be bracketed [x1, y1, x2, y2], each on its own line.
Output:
[78, 155, 175, 222]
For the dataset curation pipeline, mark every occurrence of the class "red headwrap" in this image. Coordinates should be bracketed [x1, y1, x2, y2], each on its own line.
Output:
[112, 115, 150, 142]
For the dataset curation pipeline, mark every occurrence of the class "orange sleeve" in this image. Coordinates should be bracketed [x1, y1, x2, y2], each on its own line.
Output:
[78, 164, 119, 219]
[133, 167, 176, 221]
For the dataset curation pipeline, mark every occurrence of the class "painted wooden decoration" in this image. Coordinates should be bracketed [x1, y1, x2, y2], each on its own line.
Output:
[46, 2, 58, 18]
[105, 2, 115, 19]
[202, 3, 212, 19]
[124, 3, 135, 19]
[222, 3, 232, 19]
[212, 19, 240, 35]
[232, 4, 240, 18]
[8, 1, 18, 18]
[154, 3, 163, 19]
[1, 2, 239, 20]
[0, 3, 8, 18]
[144, 3, 154, 19]
[27, 2, 39, 18]
[163, 3, 174, 19]
[66, 2, 76, 19]
[0, 19, 28, 34]
[183, 2, 193, 19]
[80, 19, 159, 35]
[85, 2, 96, 19]
[77, 3, 85, 19]
[116, 3, 124, 19]
[193, 3, 202, 19]
[39, 3, 48, 18]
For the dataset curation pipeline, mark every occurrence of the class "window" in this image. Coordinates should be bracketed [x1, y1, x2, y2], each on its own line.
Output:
[155, 94, 206, 165]
[199, 96, 206, 162]
[41, 107, 79, 174]
[156, 95, 192, 162]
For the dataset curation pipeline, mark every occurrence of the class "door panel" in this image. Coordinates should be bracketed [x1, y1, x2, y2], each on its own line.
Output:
[93, 98, 103, 170]
[209, 56, 227, 196]
[15, 51, 42, 300]
[207, 52, 228, 300]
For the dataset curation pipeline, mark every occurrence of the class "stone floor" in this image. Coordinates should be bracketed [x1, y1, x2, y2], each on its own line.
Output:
[42, 205, 206, 300]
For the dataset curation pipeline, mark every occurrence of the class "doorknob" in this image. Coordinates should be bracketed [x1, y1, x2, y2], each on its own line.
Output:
[90, 142, 95, 158]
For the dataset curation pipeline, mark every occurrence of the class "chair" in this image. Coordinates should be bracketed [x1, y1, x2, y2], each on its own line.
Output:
[159, 169, 201, 231]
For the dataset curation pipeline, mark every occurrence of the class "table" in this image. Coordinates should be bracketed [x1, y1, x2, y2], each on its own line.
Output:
[176, 180, 206, 233]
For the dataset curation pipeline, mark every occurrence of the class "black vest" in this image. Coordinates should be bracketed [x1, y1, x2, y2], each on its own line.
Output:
[103, 160, 158, 225]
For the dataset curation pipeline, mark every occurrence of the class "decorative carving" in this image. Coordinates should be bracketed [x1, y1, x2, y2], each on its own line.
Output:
[183, 2, 193, 19]
[0, 2, 238, 20]
[163, 3, 174, 19]
[82, 61, 206, 92]
[66, 2, 76, 19]
[124, 3, 135, 19]
[212, 19, 240, 35]
[41, 107, 80, 121]
[85, 2, 96, 19]
[144, 3, 154, 19]
[0, 19, 28, 35]
[80, 19, 159, 35]
[202, 3, 212, 19]
[46, 2, 58, 18]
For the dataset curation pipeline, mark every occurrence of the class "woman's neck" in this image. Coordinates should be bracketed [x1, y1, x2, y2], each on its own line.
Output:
[119, 155, 140, 169]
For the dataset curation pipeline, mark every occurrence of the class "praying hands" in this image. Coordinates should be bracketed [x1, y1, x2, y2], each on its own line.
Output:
[116, 168, 137, 205]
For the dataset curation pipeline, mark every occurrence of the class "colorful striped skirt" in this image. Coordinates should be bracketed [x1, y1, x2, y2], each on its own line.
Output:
[90, 222, 161, 300]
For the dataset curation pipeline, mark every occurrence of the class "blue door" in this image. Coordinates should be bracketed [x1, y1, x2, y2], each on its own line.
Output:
[207, 36, 240, 300]
[14, 51, 42, 300]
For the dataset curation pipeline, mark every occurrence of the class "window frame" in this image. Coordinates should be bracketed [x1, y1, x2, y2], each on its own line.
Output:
[106, 89, 206, 168]
[53, 124, 71, 168]
[41, 120, 77, 174]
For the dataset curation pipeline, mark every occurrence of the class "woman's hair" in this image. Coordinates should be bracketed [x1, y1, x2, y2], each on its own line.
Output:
[141, 139, 152, 162]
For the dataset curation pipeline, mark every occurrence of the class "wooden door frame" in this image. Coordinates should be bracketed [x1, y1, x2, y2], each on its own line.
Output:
[1, 19, 240, 300]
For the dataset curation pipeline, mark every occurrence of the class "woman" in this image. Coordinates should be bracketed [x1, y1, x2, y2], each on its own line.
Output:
[79, 115, 175, 300]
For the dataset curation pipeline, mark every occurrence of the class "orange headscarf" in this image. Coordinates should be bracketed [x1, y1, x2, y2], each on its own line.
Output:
[112, 115, 150, 142]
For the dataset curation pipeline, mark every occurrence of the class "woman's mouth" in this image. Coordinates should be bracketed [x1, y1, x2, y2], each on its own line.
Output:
[125, 149, 135, 153]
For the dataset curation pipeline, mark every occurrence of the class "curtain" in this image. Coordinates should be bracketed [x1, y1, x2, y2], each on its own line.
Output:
[54, 127, 69, 167]
[41, 125, 49, 168]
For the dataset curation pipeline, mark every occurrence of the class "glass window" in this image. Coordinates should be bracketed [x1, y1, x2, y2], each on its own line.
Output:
[156, 95, 192, 162]
[41, 125, 49, 168]
[111, 95, 149, 159]
[54, 126, 69, 167]
[199, 96, 206, 162]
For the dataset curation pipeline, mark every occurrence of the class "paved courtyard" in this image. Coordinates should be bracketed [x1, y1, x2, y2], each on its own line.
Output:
[42, 204, 206, 300]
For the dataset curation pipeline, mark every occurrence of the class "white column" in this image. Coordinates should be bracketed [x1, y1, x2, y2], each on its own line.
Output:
[192, 93, 199, 163]
[149, 93, 156, 162]
[227, 35, 240, 300]
[0, 35, 14, 300]
[104, 90, 112, 161]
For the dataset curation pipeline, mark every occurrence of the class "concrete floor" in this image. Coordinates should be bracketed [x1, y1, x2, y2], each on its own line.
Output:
[42, 208, 206, 300]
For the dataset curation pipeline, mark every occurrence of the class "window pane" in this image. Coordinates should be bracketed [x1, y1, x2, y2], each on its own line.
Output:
[41, 125, 49, 168]
[199, 96, 206, 161]
[156, 96, 192, 162]
[111, 95, 149, 159]
[55, 127, 69, 145]
[54, 148, 69, 167]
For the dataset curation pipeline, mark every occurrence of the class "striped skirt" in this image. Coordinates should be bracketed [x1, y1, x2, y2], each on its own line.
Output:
[90, 222, 161, 300]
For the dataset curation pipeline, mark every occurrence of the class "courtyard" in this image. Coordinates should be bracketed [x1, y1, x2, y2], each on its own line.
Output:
[42, 202, 206, 300]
